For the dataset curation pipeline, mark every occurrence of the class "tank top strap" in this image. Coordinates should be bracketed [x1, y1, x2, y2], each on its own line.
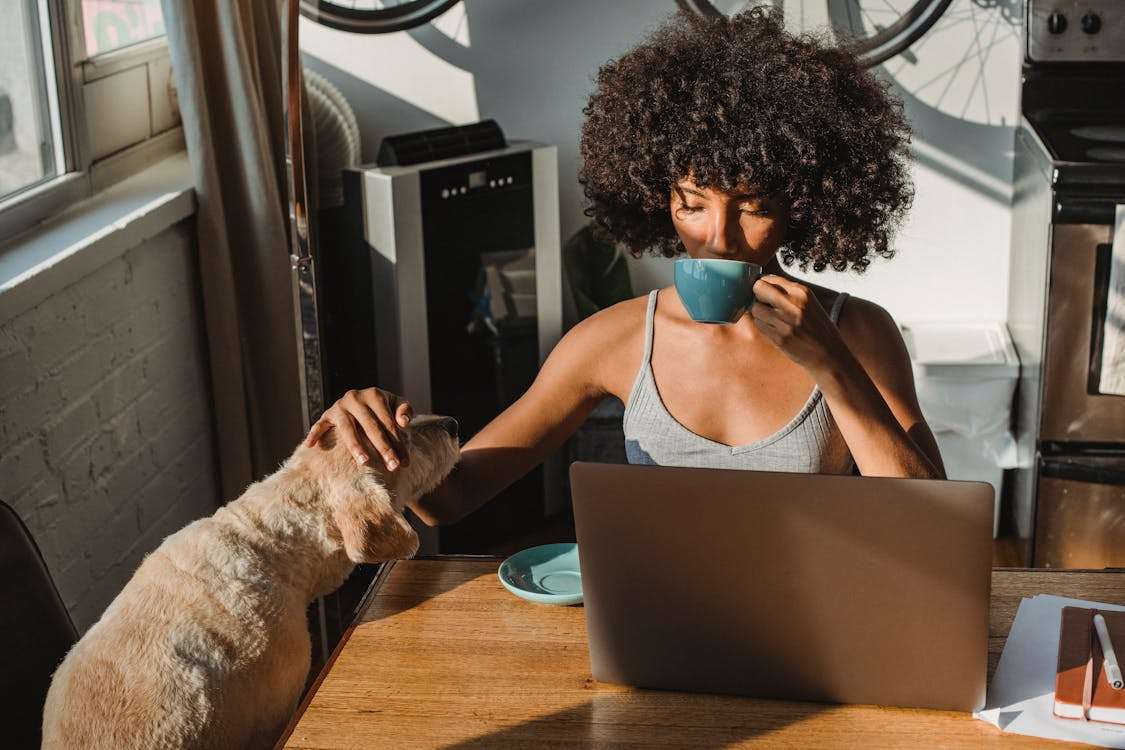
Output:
[641, 289, 659, 365]
[828, 291, 849, 324]
[623, 290, 660, 419]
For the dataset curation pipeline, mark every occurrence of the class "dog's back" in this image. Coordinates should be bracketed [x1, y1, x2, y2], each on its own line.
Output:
[41, 416, 459, 748]
[42, 515, 312, 749]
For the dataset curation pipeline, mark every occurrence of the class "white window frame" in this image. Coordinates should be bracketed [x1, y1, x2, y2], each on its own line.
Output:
[0, 0, 182, 245]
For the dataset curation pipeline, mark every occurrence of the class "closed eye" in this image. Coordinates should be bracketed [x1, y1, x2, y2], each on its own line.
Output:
[676, 204, 769, 216]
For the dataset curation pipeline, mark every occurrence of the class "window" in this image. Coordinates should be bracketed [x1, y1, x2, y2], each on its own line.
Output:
[0, 0, 177, 244]
[81, 0, 166, 57]
[0, 1, 63, 205]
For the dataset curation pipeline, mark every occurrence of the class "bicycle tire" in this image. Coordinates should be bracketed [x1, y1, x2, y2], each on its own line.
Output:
[299, 0, 462, 35]
[674, 0, 954, 67]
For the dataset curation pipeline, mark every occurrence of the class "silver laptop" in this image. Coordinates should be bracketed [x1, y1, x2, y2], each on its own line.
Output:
[569, 461, 994, 712]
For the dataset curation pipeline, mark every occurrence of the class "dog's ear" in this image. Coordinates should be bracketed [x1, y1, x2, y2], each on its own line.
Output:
[331, 477, 420, 563]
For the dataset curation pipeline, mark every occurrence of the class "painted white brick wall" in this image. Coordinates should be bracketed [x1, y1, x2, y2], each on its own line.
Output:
[0, 221, 220, 632]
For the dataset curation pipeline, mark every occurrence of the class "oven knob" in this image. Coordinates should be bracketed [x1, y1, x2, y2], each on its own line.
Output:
[1047, 11, 1067, 34]
[1081, 12, 1101, 34]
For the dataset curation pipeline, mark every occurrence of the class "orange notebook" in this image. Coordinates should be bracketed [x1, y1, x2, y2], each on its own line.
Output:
[1054, 607, 1125, 725]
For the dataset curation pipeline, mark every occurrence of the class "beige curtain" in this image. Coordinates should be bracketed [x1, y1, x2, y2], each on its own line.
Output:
[161, 0, 303, 500]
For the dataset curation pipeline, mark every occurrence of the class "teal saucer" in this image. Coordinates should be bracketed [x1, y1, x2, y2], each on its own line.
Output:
[498, 543, 582, 606]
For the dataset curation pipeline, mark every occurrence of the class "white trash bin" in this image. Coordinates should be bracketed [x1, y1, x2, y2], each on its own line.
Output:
[900, 322, 1020, 538]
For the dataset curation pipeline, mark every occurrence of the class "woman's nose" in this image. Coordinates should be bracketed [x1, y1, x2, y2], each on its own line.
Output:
[705, 213, 742, 257]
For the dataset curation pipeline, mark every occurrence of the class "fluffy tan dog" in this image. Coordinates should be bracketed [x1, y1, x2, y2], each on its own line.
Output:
[41, 414, 459, 749]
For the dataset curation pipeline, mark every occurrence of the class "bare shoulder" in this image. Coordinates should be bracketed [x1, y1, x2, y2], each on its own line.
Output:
[793, 277, 909, 377]
[833, 294, 914, 387]
[545, 294, 650, 400]
[556, 294, 647, 354]
[835, 294, 899, 343]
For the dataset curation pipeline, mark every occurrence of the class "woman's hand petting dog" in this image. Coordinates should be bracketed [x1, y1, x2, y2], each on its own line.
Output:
[307, 387, 414, 471]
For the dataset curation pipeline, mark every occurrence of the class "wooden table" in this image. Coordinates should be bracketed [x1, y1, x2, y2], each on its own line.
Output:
[280, 558, 1125, 749]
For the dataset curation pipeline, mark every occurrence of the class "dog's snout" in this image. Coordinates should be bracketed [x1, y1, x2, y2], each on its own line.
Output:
[439, 417, 459, 438]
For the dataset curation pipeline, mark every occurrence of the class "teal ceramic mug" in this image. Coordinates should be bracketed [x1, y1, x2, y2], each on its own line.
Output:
[674, 258, 763, 324]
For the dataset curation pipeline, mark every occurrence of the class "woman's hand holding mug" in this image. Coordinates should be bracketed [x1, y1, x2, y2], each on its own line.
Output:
[750, 275, 846, 375]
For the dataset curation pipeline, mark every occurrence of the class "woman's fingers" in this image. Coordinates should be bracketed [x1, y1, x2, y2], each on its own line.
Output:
[308, 388, 416, 470]
[753, 277, 795, 312]
[759, 274, 806, 296]
[363, 391, 404, 442]
[751, 302, 790, 335]
[360, 390, 413, 468]
[753, 275, 788, 297]
[754, 276, 806, 322]
[391, 400, 413, 465]
[351, 402, 403, 470]
[750, 301, 777, 325]
[395, 400, 414, 428]
[751, 296, 795, 329]
[355, 390, 410, 469]
[305, 416, 330, 447]
[752, 314, 785, 346]
[333, 411, 372, 467]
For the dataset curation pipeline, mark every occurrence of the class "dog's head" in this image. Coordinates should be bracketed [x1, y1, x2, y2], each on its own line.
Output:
[294, 414, 460, 564]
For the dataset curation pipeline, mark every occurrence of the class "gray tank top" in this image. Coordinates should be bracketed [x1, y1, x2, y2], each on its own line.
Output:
[623, 289, 854, 474]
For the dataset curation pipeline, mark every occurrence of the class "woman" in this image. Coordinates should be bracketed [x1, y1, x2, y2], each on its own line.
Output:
[305, 8, 944, 526]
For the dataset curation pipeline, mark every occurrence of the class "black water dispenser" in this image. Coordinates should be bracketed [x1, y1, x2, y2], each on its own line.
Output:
[326, 125, 563, 554]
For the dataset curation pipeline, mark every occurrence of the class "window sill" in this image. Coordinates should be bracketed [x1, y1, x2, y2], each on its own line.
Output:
[81, 36, 170, 83]
[0, 152, 195, 324]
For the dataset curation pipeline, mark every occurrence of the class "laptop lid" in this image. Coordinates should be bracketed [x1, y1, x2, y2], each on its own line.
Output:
[569, 462, 994, 712]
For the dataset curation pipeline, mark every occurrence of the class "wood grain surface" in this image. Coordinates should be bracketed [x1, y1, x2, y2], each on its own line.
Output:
[281, 560, 1125, 749]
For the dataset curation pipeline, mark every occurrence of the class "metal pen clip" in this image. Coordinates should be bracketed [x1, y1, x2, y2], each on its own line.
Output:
[1093, 613, 1124, 691]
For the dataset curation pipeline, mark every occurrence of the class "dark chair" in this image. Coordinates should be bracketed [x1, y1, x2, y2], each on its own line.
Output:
[0, 501, 78, 749]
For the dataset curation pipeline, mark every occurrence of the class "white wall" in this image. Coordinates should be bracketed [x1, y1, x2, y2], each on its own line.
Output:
[0, 221, 219, 631]
[302, 0, 1022, 326]
[789, 0, 1022, 324]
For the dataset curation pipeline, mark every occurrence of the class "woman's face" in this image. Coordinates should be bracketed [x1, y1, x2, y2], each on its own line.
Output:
[669, 178, 789, 267]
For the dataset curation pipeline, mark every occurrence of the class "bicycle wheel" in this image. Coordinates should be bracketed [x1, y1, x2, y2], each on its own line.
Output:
[299, 0, 462, 34]
[674, 0, 954, 67]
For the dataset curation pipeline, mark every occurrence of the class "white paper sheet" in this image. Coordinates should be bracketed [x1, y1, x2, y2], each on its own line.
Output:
[975, 595, 1125, 748]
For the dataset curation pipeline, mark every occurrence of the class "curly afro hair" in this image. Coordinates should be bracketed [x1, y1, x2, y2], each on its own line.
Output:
[578, 7, 914, 273]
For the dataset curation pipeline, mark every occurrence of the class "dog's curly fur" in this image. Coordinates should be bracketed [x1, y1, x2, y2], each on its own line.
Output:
[41, 416, 459, 749]
[578, 6, 914, 272]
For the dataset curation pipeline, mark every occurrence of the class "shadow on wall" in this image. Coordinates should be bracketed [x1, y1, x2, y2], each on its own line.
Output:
[301, 0, 1025, 317]
[302, 0, 1022, 218]
[877, 0, 1024, 206]
[301, 0, 681, 252]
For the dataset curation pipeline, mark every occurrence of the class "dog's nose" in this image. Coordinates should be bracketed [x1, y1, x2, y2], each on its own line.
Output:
[439, 417, 459, 438]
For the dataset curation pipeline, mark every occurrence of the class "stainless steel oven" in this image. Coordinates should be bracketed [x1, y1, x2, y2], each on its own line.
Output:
[1007, 0, 1125, 569]
[1041, 213, 1125, 442]
[1035, 455, 1125, 568]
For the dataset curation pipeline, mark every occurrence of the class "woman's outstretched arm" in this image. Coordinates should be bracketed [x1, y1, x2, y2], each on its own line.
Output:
[307, 303, 639, 524]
